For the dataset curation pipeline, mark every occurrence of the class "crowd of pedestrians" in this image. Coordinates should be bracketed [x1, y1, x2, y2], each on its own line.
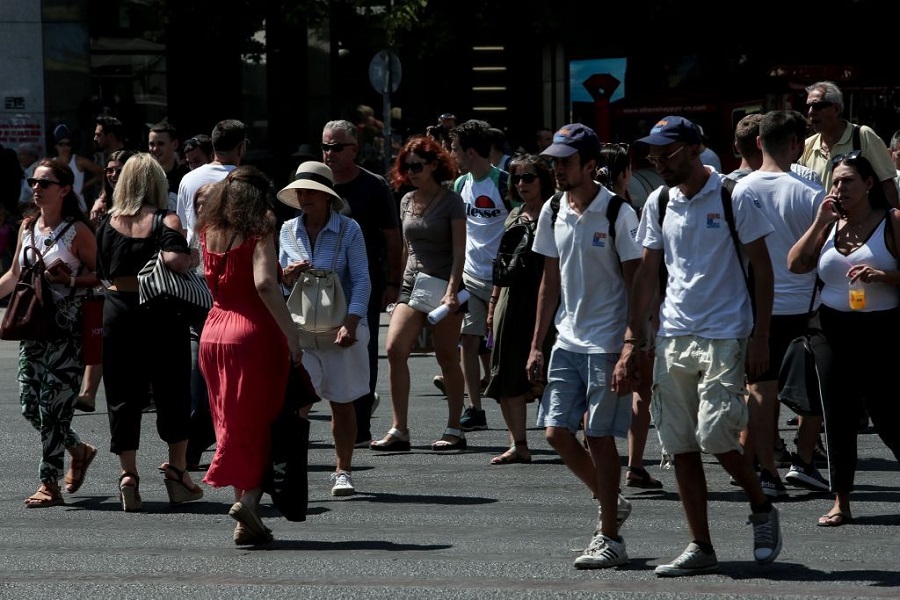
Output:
[3, 78, 900, 576]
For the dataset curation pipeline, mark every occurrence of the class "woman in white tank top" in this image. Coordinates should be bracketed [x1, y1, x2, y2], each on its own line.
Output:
[51, 124, 104, 213]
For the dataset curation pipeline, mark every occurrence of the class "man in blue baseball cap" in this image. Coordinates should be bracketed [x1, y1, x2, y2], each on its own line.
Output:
[530, 122, 643, 569]
[615, 116, 781, 576]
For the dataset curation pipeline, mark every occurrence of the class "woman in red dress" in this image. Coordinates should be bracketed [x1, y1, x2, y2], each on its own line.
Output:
[198, 166, 301, 545]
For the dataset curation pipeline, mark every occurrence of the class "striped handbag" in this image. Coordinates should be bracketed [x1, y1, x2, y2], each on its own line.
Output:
[137, 210, 212, 319]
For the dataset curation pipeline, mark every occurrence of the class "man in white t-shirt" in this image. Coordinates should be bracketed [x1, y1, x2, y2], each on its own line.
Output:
[175, 118, 246, 470]
[527, 123, 642, 570]
[736, 110, 828, 498]
[448, 120, 509, 432]
[614, 116, 782, 577]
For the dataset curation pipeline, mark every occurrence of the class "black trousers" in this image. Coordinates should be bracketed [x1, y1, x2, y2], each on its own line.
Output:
[819, 305, 900, 493]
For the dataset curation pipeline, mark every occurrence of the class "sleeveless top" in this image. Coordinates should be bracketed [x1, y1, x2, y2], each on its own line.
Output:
[818, 214, 900, 312]
[95, 211, 190, 280]
[18, 218, 86, 298]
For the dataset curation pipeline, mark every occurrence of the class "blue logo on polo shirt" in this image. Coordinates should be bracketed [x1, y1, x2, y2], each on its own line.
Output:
[593, 231, 606, 247]
[706, 213, 723, 228]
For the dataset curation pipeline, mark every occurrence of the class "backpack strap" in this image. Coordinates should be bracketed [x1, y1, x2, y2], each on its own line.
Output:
[657, 186, 670, 228]
[549, 191, 564, 229]
[496, 168, 512, 212]
[719, 185, 754, 312]
[851, 123, 861, 152]
[606, 195, 625, 243]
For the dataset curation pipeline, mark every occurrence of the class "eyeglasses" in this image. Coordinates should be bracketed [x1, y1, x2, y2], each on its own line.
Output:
[27, 178, 61, 189]
[511, 172, 538, 185]
[439, 113, 456, 121]
[321, 142, 355, 153]
[399, 161, 427, 174]
[831, 150, 862, 167]
[646, 145, 686, 166]
[806, 101, 833, 111]
[56, 141, 71, 147]
[105, 167, 123, 175]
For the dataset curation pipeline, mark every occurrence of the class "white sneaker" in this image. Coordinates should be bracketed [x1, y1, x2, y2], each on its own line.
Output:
[574, 534, 628, 569]
[655, 542, 719, 577]
[595, 493, 633, 533]
[330, 470, 355, 496]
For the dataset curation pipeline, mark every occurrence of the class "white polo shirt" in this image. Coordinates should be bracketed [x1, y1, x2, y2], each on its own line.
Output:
[532, 186, 642, 354]
[638, 175, 774, 339]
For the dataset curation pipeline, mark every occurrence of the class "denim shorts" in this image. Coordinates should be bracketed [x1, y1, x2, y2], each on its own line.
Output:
[651, 335, 748, 455]
[536, 347, 632, 438]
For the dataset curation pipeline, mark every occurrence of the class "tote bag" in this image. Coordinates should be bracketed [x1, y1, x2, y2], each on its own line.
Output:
[286, 219, 348, 350]
[137, 210, 212, 320]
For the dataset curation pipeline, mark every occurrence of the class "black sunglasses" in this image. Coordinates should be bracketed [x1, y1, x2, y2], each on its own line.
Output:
[400, 161, 426, 174]
[105, 167, 123, 175]
[27, 178, 61, 189]
[511, 172, 538, 185]
[806, 101, 833, 111]
[831, 150, 862, 167]
[321, 142, 355, 153]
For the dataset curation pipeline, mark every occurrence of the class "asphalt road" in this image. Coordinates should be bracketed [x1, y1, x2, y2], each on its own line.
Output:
[1, 313, 899, 599]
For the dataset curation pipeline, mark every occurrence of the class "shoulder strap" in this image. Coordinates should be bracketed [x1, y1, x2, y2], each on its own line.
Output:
[152, 209, 166, 239]
[550, 191, 564, 229]
[606, 195, 625, 242]
[884, 208, 897, 260]
[497, 168, 511, 212]
[657, 186, 670, 228]
[851, 124, 861, 152]
[330, 218, 347, 271]
[721, 176, 738, 194]
[720, 185, 754, 307]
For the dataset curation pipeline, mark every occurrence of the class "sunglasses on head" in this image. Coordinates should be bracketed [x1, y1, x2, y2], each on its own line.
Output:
[806, 101, 833, 111]
[831, 150, 862, 167]
[321, 142, 355, 153]
[27, 178, 61, 189]
[511, 172, 538, 185]
[400, 161, 426, 174]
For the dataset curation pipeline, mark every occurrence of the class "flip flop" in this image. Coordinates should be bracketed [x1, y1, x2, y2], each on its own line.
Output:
[490, 451, 532, 465]
[64, 443, 97, 494]
[817, 511, 853, 527]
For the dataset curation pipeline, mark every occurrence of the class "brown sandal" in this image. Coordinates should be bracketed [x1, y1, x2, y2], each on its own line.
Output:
[24, 482, 64, 508]
[64, 443, 97, 494]
[490, 441, 532, 465]
[625, 466, 663, 489]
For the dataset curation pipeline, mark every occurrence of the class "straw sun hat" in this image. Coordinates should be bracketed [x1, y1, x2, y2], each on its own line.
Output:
[276, 161, 345, 211]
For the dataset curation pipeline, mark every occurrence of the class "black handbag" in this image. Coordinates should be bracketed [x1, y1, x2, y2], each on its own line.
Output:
[777, 280, 829, 416]
[264, 361, 320, 522]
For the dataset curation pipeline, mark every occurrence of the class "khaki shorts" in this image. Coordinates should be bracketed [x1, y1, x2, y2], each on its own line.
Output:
[650, 335, 748, 456]
[460, 272, 492, 337]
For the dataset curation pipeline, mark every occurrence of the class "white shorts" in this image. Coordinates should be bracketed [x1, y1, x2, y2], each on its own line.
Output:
[301, 323, 371, 404]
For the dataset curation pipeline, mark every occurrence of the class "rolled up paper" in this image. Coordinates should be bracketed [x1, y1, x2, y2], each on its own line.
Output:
[427, 289, 471, 324]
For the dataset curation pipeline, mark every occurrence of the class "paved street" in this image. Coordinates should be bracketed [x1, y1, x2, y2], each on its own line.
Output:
[1, 313, 899, 599]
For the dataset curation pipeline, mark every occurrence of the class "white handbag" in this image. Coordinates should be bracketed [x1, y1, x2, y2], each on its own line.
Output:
[286, 220, 348, 350]
[407, 272, 449, 314]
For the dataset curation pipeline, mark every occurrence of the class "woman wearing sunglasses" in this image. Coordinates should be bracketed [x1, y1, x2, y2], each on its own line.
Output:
[89, 149, 135, 224]
[484, 153, 556, 464]
[372, 135, 468, 452]
[0, 159, 100, 507]
[788, 153, 900, 527]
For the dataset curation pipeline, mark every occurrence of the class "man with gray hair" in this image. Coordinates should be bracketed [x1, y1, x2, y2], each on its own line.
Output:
[799, 80, 899, 208]
[321, 119, 402, 448]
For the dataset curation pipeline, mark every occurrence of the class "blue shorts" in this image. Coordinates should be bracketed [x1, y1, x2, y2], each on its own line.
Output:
[536, 347, 632, 438]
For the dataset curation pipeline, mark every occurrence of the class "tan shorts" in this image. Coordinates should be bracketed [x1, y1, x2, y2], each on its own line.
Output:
[650, 335, 748, 455]
[460, 272, 492, 337]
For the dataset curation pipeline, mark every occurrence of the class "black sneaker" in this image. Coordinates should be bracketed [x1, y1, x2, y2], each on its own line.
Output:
[459, 406, 487, 431]
[785, 457, 830, 492]
[759, 469, 788, 500]
[773, 439, 792, 468]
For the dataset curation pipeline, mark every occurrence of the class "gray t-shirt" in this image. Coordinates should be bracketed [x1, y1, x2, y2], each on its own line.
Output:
[399, 188, 466, 288]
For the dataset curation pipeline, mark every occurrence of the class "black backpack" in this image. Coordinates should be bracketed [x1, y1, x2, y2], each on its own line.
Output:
[548, 191, 630, 242]
[492, 211, 537, 287]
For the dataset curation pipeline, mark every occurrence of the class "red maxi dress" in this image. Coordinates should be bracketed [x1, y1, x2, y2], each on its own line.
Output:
[199, 235, 289, 491]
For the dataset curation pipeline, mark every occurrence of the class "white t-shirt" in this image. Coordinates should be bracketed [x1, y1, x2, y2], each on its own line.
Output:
[455, 166, 508, 282]
[532, 186, 642, 353]
[638, 175, 774, 339]
[733, 171, 824, 315]
[176, 163, 236, 245]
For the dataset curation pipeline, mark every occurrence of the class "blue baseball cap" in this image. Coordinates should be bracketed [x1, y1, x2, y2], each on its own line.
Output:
[636, 116, 701, 146]
[540, 123, 601, 158]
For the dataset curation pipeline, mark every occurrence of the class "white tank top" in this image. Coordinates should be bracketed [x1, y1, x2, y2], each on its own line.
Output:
[19, 219, 84, 297]
[818, 214, 900, 312]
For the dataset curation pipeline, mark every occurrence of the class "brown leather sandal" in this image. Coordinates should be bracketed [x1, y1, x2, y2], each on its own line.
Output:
[64, 443, 97, 494]
[24, 482, 64, 508]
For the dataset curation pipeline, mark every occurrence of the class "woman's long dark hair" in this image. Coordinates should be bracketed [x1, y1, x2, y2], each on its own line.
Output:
[832, 153, 889, 210]
[197, 165, 276, 239]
